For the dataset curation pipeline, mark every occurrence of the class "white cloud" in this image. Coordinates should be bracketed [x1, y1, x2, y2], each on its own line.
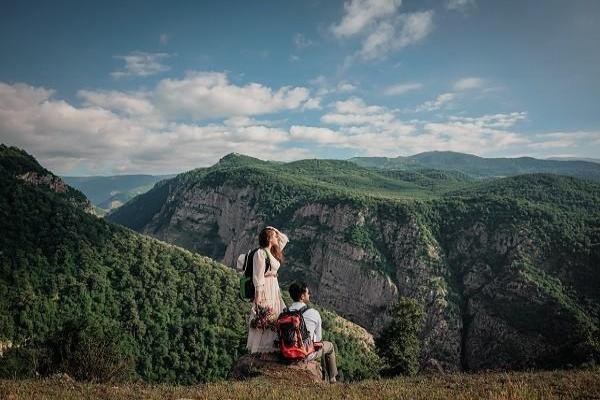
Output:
[337, 82, 357, 93]
[454, 77, 485, 91]
[3, 80, 597, 175]
[291, 97, 540, 158]
[415, 92, 455, 112]
[307, 76, 357, 97]
[111, 51, 171, 79]
[449, 112, 527, 129]
[383, 82, 422, 95]
[447, 0, 475, 11]
[331, 0, 403, 38]
[359, 11, 434, 60]
[78, 89, 154, 116]
[331, 0, 434, 61]
[293, 33, 314, 49]
[332, 97, 385, 114]
[154, 71, 318, 119]
[290, 125, 348, 145]
[0, 81, 313, 175]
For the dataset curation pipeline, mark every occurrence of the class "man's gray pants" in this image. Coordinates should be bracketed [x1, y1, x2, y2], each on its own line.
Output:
[312, 340, 338, 381]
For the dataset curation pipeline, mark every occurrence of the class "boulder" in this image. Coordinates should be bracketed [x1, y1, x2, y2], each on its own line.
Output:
[229, 353, 324, 383]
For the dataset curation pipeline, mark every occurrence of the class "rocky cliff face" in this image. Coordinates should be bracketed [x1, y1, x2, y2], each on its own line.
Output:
[109, 174, 599, 372]
[17, 171, 97, 215]
[129, 184, 459, 370]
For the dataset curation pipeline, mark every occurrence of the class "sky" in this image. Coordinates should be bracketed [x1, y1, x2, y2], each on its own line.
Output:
[0, 0, 599, 175]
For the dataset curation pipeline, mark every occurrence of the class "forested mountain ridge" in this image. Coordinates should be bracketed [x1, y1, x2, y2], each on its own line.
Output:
[108, 152, 600, 372]
[349, 150, 600, 181]
[0, 145, 379, 383]
[0, 144, 95, 214]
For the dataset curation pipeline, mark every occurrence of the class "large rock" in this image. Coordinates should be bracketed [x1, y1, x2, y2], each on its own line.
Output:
[229, 353, 324, 383]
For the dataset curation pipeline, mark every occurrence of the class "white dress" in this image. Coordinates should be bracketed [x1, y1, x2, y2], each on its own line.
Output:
[246, 232, 289, 353]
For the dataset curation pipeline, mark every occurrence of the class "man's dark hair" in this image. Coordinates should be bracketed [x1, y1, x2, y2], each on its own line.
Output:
[289, 281, 309, 302]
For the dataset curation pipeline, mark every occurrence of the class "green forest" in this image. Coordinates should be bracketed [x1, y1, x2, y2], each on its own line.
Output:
[0, 145, 380, 383]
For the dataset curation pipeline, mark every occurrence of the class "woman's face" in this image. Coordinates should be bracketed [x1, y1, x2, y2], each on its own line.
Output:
[267, 230, 278, 246]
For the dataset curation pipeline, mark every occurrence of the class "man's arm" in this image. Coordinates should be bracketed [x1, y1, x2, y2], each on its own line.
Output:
[314, 310, 322, 342]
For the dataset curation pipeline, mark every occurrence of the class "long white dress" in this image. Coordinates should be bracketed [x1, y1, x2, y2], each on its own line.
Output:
[246, 232, 289, 353]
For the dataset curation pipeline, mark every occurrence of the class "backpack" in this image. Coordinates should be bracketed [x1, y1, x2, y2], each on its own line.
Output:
[275, 306, 315, 361]
[238, 247, 271, 301]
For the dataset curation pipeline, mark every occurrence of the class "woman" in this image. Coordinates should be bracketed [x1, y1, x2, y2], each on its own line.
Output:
[246, 225, 289, 354]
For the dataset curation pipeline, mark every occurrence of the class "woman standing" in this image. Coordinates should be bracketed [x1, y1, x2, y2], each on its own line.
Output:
[246, 226, 289, 353]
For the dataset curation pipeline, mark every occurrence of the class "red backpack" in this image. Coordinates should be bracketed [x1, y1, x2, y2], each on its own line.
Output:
[275, 306, 315, 361]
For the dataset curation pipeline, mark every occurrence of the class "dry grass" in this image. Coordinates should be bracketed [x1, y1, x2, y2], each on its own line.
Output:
[1, 369, 599, 400]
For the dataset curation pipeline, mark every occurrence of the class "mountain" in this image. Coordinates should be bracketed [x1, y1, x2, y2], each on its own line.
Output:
[0, 145, 379, 383]
[547, 157, 600, 164]
[349, 151, 600, 181]
[108, 152, 600, 372]
[63, 174, 176, 213]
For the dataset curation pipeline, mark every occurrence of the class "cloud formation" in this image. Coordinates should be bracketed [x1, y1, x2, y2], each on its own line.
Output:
[154, 71, 317, 119]
[415, 92, 455, 112]
[447, 0, 475, 11]
[454, 77, 485, 91]
[383, 82, 422, 95]
[331, 0, 434, 60]
[0, 81, 312, 174]
[2, 81, 597, 175]
[111, 51, 171, 78]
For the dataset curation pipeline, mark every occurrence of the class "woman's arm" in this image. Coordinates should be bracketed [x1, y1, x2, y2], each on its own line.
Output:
[252, 249, 266, 304]
[266, 226, 289, 250]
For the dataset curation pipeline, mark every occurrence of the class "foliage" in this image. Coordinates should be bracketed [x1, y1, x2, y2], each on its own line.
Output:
[0, 317, 136, 382]
[0, 146, 382, 383]
[375, 297, 425, 376]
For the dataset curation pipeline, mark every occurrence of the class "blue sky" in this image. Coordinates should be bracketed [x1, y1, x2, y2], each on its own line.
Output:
[1, 0, 599, 175]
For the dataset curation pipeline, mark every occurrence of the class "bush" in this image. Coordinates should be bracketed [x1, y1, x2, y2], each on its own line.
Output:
[0, 318, 137, 383]
[375, 297, 424, 376]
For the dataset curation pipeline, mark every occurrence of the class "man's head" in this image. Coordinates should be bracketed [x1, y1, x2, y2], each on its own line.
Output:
[289, 281, 310, 304]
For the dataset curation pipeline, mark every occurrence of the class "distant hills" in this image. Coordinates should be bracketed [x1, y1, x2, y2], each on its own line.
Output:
[349, 151, 600, 181]
[70, 151, 600, 216]
[63, 174, 175, 214]
[547, 156, 600, 164]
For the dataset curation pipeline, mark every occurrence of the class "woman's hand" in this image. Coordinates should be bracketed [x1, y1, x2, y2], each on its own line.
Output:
[266, 226, 281, 236]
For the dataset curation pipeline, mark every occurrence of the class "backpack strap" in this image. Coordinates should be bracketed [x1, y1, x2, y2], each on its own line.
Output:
[263, 248, 272, 273]
[299, 305, 310, 314]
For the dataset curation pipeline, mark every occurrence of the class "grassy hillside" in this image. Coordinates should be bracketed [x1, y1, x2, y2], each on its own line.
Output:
[0, 146, 380, 383]
[1, 369, 599, 400]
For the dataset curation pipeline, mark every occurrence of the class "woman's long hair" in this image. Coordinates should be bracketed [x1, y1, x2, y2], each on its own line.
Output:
[259, 227, 284, 264]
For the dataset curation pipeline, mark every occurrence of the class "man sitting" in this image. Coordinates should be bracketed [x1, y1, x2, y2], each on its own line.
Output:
[288, 282, 339, 383]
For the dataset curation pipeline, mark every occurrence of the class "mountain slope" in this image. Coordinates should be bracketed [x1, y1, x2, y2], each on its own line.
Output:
[0, 146, 380, 383]
[108, 152, 600, 371]
[349, 151, 600, 181]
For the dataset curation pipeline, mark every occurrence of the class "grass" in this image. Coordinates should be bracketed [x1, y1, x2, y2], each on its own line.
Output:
[1, 369, 599, 400]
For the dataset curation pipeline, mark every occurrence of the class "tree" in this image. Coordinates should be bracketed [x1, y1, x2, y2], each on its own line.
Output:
[375, 297, 424, 376]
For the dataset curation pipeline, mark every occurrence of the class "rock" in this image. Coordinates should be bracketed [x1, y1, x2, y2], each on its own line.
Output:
[229, 353, 324, 383]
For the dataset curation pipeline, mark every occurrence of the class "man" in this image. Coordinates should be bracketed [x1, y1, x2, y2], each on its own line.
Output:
[288, 282, 339, 383]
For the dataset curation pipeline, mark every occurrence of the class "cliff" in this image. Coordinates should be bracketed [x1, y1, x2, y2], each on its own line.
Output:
[107, 154, 600, 372]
